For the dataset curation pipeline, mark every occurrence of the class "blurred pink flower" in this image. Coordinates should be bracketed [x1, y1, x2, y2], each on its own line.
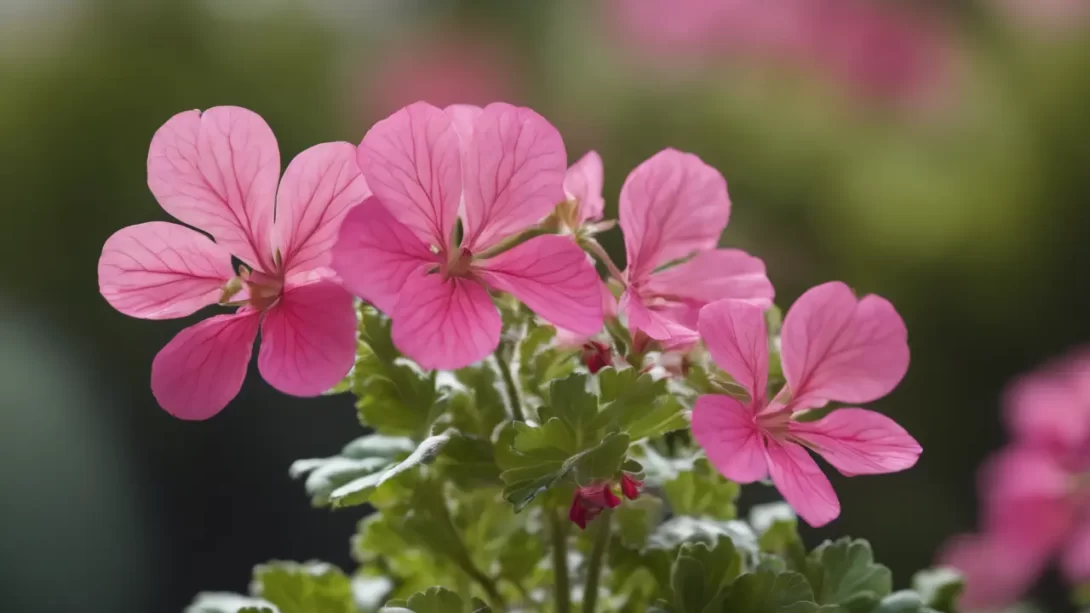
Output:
[98, 107, 369, 419]
[609, 0, 950, 103]
[332, 102, 603, 370]
[618, 149, 773, 345]
[941, 351, 1090, 608]
[691, 283, 919, 527]
[364, 37, 519, 119]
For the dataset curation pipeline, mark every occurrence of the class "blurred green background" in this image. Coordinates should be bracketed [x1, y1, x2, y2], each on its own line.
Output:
[2, 0, 1089, 611]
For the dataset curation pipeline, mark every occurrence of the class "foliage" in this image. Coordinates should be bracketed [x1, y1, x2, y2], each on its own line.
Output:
[186, 305, 960, 613]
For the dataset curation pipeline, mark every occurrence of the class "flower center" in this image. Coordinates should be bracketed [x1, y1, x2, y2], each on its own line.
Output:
[219, 263, 284, 312]
[757, 407, 792, 439]
[441, 247, 474, 279]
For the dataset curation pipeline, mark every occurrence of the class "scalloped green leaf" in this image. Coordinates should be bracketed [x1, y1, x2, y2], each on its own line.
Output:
[251, 561, 354, 613]
[804, 538, 892, 613]
[327, 432, 453, 508]
[721, 570, 821, 613]
[290, 434, 416, 507]
[663, 458, 740, 520]
[185, 593, 276, 613]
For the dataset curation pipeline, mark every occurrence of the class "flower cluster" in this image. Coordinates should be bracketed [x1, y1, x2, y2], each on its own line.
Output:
[98, 100, 921, 543]
[941, 350, 1090, 609]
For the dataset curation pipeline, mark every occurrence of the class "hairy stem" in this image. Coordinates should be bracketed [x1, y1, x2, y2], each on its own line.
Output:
[582, 509, 611, 613]
[583, 239, 626, 287]
[495, 352, 525, 422]
[549, 509, 572, 613]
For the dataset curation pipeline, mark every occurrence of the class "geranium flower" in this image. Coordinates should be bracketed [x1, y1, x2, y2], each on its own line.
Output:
[691, 282, 920, 526]
[617, 149, 773, 345]
[569, 483, 622, 529]
[940, 351, 1090, 608]
[98, 106, 368, 419]
[331, 102, 603, 370]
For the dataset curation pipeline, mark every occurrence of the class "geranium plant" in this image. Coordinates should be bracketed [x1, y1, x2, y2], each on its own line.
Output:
[98, 102, 961, 613]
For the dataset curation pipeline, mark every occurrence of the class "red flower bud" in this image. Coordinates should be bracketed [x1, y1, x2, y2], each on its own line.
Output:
[620, 474, 643, 500]
[581, 341, 613, 374]
[568, 483, 622, 530]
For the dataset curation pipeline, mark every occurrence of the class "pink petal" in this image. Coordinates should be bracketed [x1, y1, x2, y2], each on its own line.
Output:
[331, 197, 437, 314]
[357, 102, 462, 249]
[98, 222, 235, 320]
[564, 150, 604, 223]
[619, 149, 730, 281]
[257, 280, 357, 396]
[445, 104, 482, 149]
[619, 291, 700, 343]
[692, 394, 768, 483]
[275, 142, 371, 276]
[938, 533, 1045, 610]
[697, 299, 769, 403]
[554, 281, 618, 347]
[147, 107, 279, 271]
[461, 103, 567, 252]
[764, 439, 840, 527]
[1003, 352, 1090, 451]
[151, 311, 260, 420]
[1062, 518, 1090, 583]
[476, 235, 603, 336]
[979, 447, 1074, 556]
[789, 408, 921, 476]
[780, 281, 909, 409]
[644, 249, 774, 308]
[391, 270, 501, 370]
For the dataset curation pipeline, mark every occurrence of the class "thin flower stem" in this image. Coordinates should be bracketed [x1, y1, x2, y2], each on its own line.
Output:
[475, 226, 552, 260]
[581, 509, 612, 613]
[549, 509, 573, 613]
[583, 239, 626, 287]
[495, 353, 525, 422]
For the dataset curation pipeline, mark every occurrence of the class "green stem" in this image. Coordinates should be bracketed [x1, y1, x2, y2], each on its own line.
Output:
[549, 509, 572, 613]
[582, 239, 626, 287]
[476, 226, 552, 260]
[495, 352, 525, 422]
[582, 509, 612, 613]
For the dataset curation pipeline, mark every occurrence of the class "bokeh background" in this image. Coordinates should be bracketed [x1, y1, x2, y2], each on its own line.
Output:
[2, 0, 1089, 611]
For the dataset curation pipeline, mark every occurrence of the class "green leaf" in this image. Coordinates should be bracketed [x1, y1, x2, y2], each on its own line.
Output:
[252, 561, 354, 613]
[752, 503, 807, 571]
[616, 495, 664, 549]
[911, 567, 963, 613]
[721, 570, 820, 613]
[496, 421, 629, 511]
[669, 539, 743, 612]
[434, 431, 502, 489]
[671, 553, 707, 613]
[440, 364, 508, 438]
[516, 321, 579, 400]
[591, 368, 688, 440]
[352, 307, 439, 436]
[804, 538, 892, 613]
[663, 458, 740, 520]
[380, 587, 467, 613]
[185, 593, 276, 613]
[327, 432, 453, 508]
[290, 434, 415, 506]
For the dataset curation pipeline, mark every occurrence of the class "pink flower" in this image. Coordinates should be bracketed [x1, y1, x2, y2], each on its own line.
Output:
[617, 149, 774, 345]
[940, 351, 1090, 608]
[331, 102, 603, 370]
[691, 282, 920, 527]
[569, 483, 622, 529]
[620, 473, 643, 500]
[364, 37, 520, 119]
[610, 0, 949, 104]
[98, 107, 369, 419]
[580, 341, 614, 374]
